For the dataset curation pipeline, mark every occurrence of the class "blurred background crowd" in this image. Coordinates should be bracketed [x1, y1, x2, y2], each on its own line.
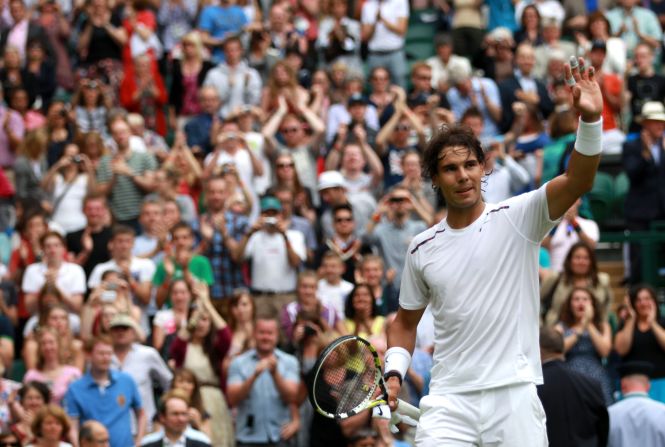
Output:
[0, 0, 660, 445]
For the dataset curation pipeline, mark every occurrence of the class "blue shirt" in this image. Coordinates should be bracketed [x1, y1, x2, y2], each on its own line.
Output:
[197, 5, 248, 63]
[446, 77, 502, 140]
[227, 349, 299, 443]
[184, 114, 214, 155]
[64, 371, 142, 447]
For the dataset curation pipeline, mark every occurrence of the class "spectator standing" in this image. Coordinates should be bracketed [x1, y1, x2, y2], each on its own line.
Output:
[361, 0, 409, 88]
[498, 43, 554, 133]
[608, 362, 665, 447]
[317, 0, 362, 72]
[543, 199, 599, 273]
[184, 87, 222, 157]
[614, 285, 665, 403]
[541, 242, 613, 327]
[23, 327, 81, 405]
[627, 43, 665, 133]
[64, 336, 145, 447]
[537, 327, 609, 447]
[556, 287, 614, 405]
[227, 317, 300, 447]
[0, 0, 53, 65]
[22, 232, 85, 315]
[198, 176, 249, 314]
[153, 223, 214, 309]
[238, 196, 306, 318]
[41, 145, 95, 235]
[168, 283, 234, 447]
[87, 225, 155, 330]
[606, 0, 662, 60]
[197, 0, 248, 64]
[66, 194, 112, 278]
[168, 31, 214, 130]
[109, 314, 172, 433]
[365, 187, 428, 289]
[96, 116, 157, 230]
[621, 101, 665, 284]
[450, 0, 484, 61]
[204, 36, 262, 119]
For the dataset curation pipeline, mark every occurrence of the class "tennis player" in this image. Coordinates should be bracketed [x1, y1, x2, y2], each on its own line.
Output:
[384, 58, 603, 445]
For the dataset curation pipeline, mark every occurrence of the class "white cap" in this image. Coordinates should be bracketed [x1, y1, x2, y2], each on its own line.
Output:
[318, 171, 347, 191]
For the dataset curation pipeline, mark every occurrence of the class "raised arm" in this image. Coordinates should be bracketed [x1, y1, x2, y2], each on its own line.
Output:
[546, 57, 603, 221]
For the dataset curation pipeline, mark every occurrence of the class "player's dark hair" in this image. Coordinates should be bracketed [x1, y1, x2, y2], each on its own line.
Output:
[423, 125, 485, 181]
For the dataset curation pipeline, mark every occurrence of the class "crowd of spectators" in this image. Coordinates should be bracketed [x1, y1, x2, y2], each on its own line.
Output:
[0, 0, 660, 445]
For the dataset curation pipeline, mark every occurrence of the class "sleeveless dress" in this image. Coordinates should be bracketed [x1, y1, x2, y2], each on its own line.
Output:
[183, 344, 234, 447]
[563, 325, 613, 405]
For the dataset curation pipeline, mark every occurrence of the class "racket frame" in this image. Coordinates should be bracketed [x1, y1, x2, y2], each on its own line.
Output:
[309, 335, 420, 421]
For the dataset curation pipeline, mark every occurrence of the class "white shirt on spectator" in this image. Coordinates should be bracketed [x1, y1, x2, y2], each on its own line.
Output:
[51, 174, 88, 234]
[87, 257, 156, 290]
[482, 156, 531, 204]
[548, 216, 600, 272]
[244, 230, 306, 292]
[361, 0, 409, 52]
[317, 278, 354, 320]
[22, 262, 86, 297]
[325, 103, 379, 144]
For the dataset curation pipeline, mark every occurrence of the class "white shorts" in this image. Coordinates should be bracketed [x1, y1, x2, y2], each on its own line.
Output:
[415, 383, 548, 447]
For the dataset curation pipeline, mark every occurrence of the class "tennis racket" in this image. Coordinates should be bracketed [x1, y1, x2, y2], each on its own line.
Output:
[308, 335, 421, 421]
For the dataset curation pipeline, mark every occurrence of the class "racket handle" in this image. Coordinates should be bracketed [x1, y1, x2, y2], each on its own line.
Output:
[396, 399, 421, 421]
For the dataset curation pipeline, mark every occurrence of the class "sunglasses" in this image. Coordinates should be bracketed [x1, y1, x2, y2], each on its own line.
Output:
[281, 127, 300, 134]
[0, 443, 21, 447]
[395, 125, 411, 131]
[389, 197, 407, 203]
[277, 162, 294, 168]
[335, 217, 353, 223]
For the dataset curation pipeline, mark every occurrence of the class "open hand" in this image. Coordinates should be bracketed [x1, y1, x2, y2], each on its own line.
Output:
[564, 57, 603, 122]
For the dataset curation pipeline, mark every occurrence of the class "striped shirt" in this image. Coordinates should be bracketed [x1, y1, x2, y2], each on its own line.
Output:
[97, 151, 157, 221]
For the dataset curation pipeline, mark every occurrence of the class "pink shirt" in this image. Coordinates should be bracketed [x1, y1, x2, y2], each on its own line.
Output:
[0, 107, 25, 168]
[23, 366, 81, 405]
[7, 19, 28, 63]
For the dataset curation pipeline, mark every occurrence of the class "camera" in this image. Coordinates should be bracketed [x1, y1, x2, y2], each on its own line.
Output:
[264, 217, 278, 227]
[100, 290, 117, 302]
[303, 324, 317, 338]
[71, 155, 82, 164]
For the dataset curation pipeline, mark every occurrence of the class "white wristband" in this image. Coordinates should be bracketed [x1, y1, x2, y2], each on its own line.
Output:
[574, 118, 603, 157]
[372, 404, 391, 420]
[384, 347, 411, 379]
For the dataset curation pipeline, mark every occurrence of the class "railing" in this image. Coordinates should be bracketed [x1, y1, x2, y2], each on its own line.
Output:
[600, 225, 665, 286]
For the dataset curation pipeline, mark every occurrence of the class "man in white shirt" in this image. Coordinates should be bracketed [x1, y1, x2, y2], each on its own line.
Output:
[608, 362, 665, 447]
[203, 36, 262, 118]
[22, 231, 86, 315]
[543, 198, 599, 272]
[88, 225, 156, 332]
[237, 196, 306, 318]
[361, 0, 409, 88]
[385, 58, 604, 445]
[110, 314, 172, 433]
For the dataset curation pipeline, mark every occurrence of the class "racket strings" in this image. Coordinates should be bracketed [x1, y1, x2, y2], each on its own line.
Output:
[314, 339, 378, 415]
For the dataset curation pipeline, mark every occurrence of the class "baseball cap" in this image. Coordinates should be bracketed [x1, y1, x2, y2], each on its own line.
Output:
[109, 314, 141, 333]
[260, 196, 282, 212]
[348, 93, 367, 107]
[590, 39, 606, 52]
[318, 171, 347, 191]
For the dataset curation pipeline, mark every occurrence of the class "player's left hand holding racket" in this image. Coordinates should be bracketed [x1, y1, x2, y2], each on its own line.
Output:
[308, 335, 421, 421]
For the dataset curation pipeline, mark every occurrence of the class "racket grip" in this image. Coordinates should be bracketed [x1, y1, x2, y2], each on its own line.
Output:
[396, 399, 421, 421]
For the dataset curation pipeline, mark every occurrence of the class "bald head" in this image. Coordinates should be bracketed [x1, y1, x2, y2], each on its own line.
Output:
[80, 420, 110, 447]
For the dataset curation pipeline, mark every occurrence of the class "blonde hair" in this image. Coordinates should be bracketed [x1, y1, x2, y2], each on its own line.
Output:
[181, 31, 205, 60]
